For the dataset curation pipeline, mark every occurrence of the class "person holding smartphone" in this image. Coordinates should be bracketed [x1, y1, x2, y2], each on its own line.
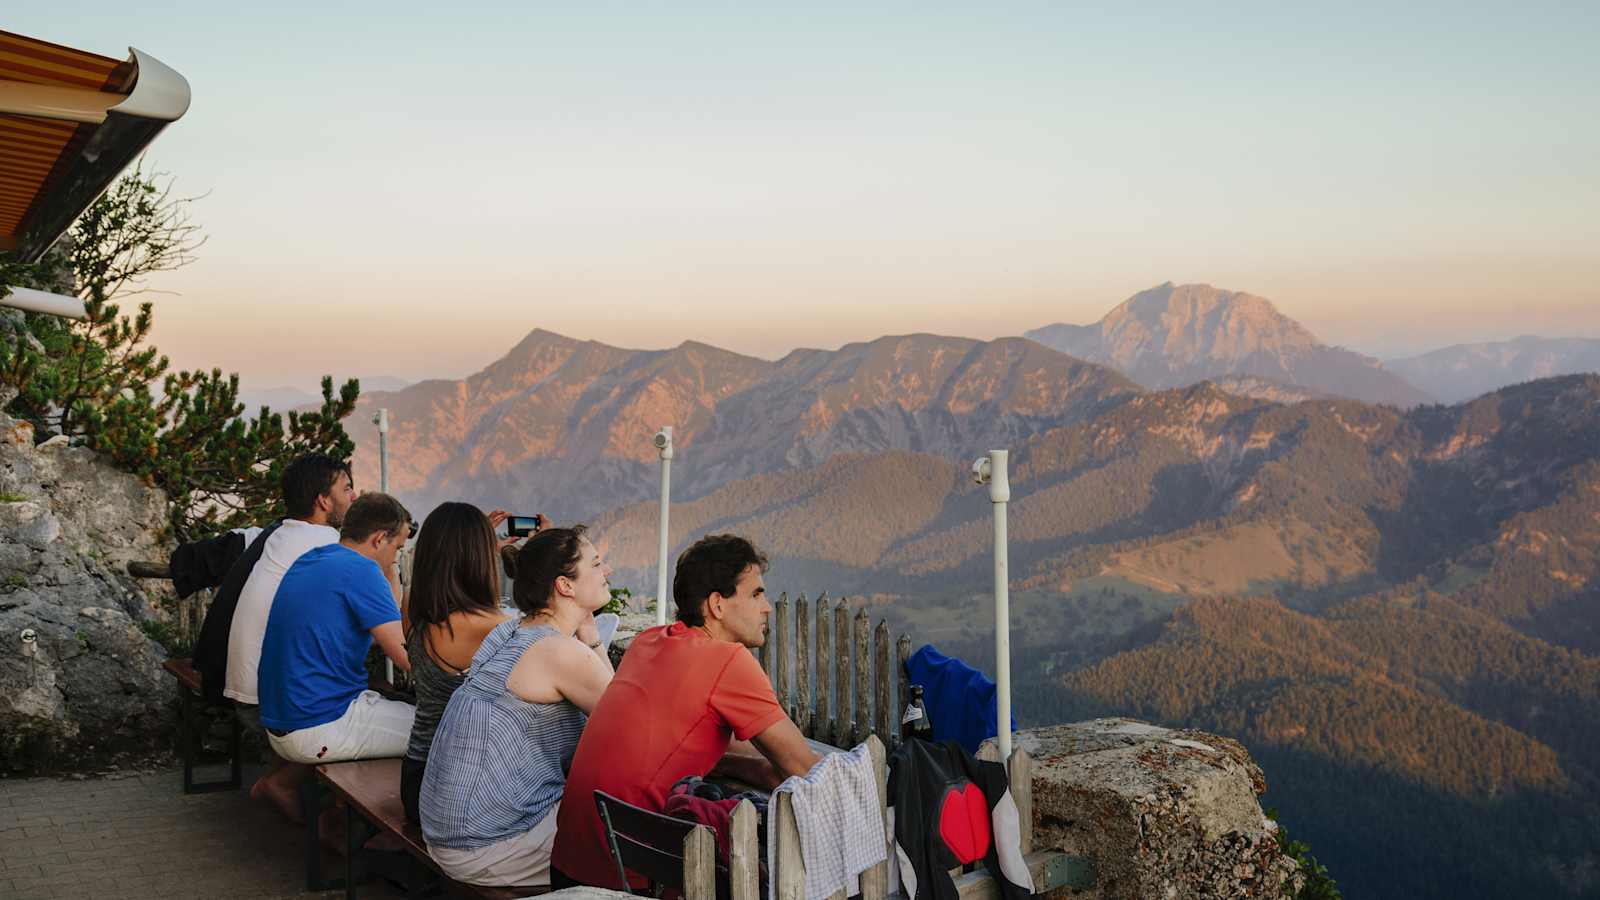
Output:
[398, 503, 529, 823]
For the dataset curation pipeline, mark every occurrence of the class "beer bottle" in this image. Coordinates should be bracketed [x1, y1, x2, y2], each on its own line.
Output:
[901, 684, 933, 741]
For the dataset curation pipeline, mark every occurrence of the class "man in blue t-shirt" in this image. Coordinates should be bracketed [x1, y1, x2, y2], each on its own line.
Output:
[259, 492, 415, 764]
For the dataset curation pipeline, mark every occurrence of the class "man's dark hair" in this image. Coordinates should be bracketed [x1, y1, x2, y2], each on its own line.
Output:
[282, 453, 353, 518]
[673, 534, 769, 627]
[339, 493, 411, 544]
[510, 526, 589, 617]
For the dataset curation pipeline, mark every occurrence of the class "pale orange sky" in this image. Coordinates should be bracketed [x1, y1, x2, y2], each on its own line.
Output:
[145, 250, 1600, 389]
[19, 5, 1597, 389]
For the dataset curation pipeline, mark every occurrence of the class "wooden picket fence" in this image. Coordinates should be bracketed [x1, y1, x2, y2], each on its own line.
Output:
[754, 592, 915, 751]
[741, 592, 1092, 900]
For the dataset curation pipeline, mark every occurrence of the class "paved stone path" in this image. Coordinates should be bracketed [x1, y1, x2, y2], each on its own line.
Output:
[0, 765, 406, 899]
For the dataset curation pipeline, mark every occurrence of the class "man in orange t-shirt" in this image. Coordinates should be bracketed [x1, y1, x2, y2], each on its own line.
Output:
[552, 534, 820, 890]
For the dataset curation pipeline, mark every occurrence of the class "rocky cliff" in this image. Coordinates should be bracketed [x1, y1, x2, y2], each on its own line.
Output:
[0, 388, 175, 771]
[1003, 719, 1301, 899]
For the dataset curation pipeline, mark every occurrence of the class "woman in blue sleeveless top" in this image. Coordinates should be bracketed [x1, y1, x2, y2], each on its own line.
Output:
[419, 525, 616, 887]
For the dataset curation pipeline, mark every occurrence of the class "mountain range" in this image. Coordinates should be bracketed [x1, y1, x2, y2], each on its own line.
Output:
[327, 281, 1600, 898]
[342, 330, 1137, 519]
[1387, 336, 1600, 404]
[238, 375, 411, 415]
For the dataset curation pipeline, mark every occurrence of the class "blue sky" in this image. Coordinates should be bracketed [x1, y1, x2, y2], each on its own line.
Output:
[14, 3, 1599, 386]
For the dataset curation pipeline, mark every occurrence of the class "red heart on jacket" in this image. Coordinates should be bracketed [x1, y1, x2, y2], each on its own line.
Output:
[935, 782, 991, 864]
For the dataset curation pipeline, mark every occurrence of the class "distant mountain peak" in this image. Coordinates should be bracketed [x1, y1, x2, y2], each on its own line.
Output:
[1026, 283, 1431, 407]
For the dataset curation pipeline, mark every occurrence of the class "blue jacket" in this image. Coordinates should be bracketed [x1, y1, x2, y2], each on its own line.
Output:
[903, 645, 1016, 754]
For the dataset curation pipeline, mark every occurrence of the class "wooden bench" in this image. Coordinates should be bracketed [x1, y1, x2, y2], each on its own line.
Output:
[160, 657, 242, 794]
[307, 757, 551, 899]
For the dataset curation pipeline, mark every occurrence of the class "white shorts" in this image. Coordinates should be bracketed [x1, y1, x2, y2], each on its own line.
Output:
[428, 801, 560, 888]
[267, 691, 416, 764]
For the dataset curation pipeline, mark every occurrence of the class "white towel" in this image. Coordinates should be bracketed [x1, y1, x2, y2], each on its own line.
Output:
[768, 742, 887, 900]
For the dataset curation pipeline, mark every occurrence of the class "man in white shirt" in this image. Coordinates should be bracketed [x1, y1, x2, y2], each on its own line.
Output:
[226, 453, 355, 819]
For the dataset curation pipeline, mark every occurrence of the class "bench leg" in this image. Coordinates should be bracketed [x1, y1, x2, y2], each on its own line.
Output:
[406, 855, 433, 899]
[302, 778, 347, 892]
[227, 705, 242, 790]
[177, 687, 244, 795]
[179, 685, 197, 794]
[347, 801, 360, 900]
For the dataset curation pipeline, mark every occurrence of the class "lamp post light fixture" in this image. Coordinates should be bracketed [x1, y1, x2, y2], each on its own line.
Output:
[972, 449, 1013, 762]
[654, 427, 674, 626]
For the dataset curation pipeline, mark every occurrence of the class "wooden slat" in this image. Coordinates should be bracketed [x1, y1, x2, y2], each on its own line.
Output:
[833, 599, 850, 747]
[873, 620, 891, 748]
[774, 593, 789, 719]
[795, 593, 810, 737]
[859, 735, 889, 900]
[773, 792, 804, 900]
[853, 607, 871, 746]
[815, 596, 832, 742]
[728, 800, 758, 900]
[681, 824, 717, 900]
[1009, 747, 1033, 855]
[896, 634, 912, 751]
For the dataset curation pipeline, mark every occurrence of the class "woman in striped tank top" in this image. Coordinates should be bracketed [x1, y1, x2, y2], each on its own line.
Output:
[419, 525, 616, 888]
[399, 503, 521, 824]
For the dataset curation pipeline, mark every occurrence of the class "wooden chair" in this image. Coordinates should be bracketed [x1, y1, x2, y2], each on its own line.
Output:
[594, 790, 760, 900]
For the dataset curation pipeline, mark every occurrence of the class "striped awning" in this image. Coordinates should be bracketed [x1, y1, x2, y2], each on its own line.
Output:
[0, 29, 188, 262]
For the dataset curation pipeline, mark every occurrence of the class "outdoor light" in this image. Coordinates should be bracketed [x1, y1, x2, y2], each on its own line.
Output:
[655, 427, 674, 625]
[373, 408, 392, 682]
[973, 450, 1012, 761]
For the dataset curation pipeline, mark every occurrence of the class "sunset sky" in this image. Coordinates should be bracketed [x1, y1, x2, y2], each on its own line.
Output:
[14, 3, 1598, 389]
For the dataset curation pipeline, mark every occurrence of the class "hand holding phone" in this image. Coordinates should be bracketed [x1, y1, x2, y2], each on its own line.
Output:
[506, 514, 545, 538]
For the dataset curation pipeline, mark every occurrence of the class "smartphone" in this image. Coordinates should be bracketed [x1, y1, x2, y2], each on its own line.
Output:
[506, 514, 544, 538]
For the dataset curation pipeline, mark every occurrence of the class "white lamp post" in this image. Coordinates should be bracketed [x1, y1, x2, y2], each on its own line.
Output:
[972, 449, 1012, 761]
[374, 408, 392, 682]
[653, 427, 674, 625]
[373, 408, 390, 494]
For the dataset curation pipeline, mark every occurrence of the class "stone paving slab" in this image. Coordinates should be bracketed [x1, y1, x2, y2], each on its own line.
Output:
[0, 765, 406, 900]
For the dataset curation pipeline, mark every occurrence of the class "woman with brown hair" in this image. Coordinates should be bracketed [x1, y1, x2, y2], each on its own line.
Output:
[419, 525, 616, 888]
[399, 502, 518, 823]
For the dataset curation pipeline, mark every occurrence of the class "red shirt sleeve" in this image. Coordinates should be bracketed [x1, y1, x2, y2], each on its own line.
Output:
[709, 645, 787, 742]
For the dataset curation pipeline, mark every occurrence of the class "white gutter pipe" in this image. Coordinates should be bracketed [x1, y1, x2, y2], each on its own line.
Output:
[114, 49, 192, 121]
[0, 286, 86, 319]
[0, 49, 189, 127]
[973, 449, 1012, 761]
[653, 426, 674, 625]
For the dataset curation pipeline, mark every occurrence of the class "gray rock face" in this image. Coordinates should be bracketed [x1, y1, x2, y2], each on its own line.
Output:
[990, 718, 1302, 899]
[0, 408, 175, 771]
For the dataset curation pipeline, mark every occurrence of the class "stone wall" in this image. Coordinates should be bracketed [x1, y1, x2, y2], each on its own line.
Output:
[994, 718, 1302, 899]
[0, 397, 175, 771]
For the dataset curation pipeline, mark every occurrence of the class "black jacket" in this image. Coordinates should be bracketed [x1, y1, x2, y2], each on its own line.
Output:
[169, 531, 247, 599]
[190, 520, 283, 703]
[887, 738, 1033, 900]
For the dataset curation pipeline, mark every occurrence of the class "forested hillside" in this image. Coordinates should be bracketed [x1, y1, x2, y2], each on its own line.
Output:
[592, 374, 1600, 899]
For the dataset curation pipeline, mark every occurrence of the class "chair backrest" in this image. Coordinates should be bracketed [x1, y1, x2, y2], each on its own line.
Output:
[593, 790, 723, 898]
